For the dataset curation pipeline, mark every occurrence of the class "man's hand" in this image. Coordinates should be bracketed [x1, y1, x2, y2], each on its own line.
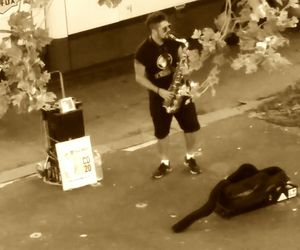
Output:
[158, 88, 175, 102]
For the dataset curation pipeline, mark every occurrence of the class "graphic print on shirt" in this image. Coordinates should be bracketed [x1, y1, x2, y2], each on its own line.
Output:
[155, 53, 173, 79]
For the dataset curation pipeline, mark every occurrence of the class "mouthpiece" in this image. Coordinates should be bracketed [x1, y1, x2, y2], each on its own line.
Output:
[168, 34, 188, 47]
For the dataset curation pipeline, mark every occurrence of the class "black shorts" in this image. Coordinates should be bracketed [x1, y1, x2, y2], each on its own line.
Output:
[149, 96, 200, 139]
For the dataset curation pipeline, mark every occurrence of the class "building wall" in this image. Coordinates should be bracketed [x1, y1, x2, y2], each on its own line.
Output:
[64, 0, 200, 35]
[46, 0, 223, 73]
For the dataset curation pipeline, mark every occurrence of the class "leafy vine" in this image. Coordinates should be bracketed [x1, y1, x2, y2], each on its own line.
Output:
[187, 0, 299, 99]
[0, 0, 55, 118]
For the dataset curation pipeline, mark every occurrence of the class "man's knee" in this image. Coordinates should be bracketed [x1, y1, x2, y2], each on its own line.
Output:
[183, 125, 200, 134]
[155, 129, 169, 139]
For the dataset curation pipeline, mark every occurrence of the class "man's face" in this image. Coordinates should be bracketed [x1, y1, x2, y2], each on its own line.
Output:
[154, 20, 171, 40]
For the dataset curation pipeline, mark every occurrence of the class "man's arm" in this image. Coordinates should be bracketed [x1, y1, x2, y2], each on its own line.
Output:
[134, 59, 174, 101]
[134, 59, 158, 93]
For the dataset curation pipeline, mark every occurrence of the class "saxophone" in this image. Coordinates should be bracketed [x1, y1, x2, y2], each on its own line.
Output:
[163, 34, 190, 114]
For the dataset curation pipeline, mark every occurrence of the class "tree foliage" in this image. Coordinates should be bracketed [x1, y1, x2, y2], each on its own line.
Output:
[187, 0, 299, 98]
[0, 0, 55, 118]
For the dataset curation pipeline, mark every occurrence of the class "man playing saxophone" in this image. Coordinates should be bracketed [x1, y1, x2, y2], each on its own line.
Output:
[134, 11, 202, 179]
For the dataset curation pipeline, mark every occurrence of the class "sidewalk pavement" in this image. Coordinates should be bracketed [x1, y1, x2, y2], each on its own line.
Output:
[1, 31, 300, 183]
[0, 113, 300, 250]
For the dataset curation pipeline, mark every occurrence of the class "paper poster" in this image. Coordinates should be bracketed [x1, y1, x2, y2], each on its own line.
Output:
[55, 136, 97, 191]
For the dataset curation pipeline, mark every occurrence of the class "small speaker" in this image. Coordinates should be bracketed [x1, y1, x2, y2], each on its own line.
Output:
[42, 108, 85, 148]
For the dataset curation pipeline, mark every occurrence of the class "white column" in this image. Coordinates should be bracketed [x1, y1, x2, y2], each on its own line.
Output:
[45, 0, 68, 39]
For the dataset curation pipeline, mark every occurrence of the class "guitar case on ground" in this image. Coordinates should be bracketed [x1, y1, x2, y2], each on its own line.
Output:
[172, 163, 298, 233]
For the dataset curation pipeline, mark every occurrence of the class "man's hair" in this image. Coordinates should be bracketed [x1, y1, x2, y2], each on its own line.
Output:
[145, 11, 168, 30]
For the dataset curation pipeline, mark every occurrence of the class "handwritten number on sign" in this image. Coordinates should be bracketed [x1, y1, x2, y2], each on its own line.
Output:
[82, 156, 91, 172]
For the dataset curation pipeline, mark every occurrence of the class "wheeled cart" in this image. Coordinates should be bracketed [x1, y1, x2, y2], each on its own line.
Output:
[38, 71, 84, 184]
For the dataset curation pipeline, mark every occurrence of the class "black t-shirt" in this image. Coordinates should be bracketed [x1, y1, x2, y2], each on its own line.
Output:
[135, 37, 181, 90]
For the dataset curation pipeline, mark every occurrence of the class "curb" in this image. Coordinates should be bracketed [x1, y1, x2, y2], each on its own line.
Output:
[0, 97, 274, 185]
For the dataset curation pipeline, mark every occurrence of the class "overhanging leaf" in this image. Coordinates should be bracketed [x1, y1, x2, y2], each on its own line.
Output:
[289, 0, 300, 9]
[0, 95, 10, 119]
[11, 91, 27, 108]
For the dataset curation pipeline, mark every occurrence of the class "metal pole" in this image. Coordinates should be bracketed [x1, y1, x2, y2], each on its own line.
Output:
[50, 70, 66, 98]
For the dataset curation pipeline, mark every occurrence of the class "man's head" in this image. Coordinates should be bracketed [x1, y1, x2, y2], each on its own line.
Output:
[145, 11, 171, 40]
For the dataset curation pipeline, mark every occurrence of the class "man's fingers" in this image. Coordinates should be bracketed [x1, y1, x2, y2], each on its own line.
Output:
[166, 93, 175, 102]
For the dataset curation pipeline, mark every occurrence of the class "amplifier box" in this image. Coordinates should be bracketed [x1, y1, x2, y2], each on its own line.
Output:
[42, 108, 85, 148]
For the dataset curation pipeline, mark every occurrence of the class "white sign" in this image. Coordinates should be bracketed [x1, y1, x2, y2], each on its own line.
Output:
[0, 0, 19, 14]
[55, 136, 97, 191]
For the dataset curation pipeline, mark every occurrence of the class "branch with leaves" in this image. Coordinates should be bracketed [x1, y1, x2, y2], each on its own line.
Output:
[0, 0, 55, 119]
[186, 0, 299, 99]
